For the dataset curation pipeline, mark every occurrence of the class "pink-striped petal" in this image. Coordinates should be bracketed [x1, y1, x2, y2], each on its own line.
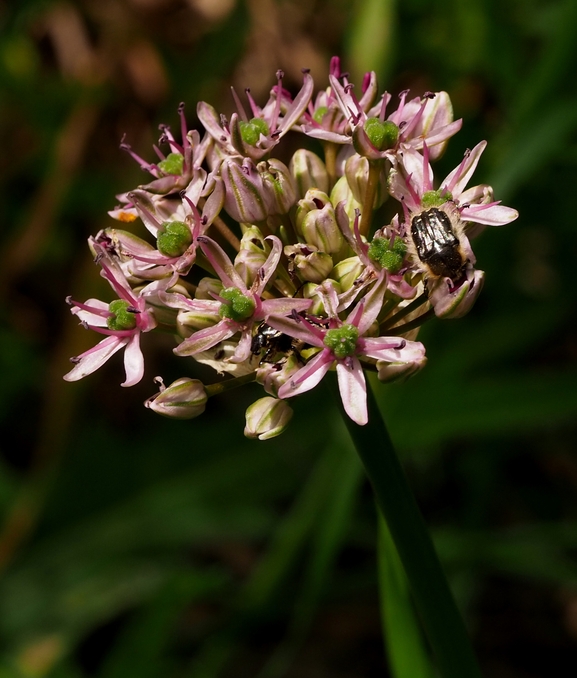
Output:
[278, 349, 333, 399]
[63, 335, 126, 382]
[122, 333, 145, 387]
[336, 356, 367, 425]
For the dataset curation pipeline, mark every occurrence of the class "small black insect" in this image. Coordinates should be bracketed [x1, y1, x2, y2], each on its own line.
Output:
[251, 322, 296, 364]
[410, 207, 467, 284]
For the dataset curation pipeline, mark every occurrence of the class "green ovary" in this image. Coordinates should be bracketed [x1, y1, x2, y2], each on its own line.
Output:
[157, 221, 192, 257]
[239, 118, 270, 146]
[107, 299, 137, 331]
[219, 288, 255, 322]
[323, 324, 359, 359]
[368, 236, 407, 273]
[157, 152, 184, 175]
[363, 118, 399, 150]
[421, 189, 452, 208]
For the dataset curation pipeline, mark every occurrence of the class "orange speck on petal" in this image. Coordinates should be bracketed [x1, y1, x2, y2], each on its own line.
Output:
[117, 212, 137, 223]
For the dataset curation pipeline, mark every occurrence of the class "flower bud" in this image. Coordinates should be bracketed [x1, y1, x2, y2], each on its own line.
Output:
[289, 149, 329, 198]
[429, 269, 485, 319]
[244, 397, 293, 440]
[145, 377, 207, 419]
[377, 354, 427, 383]
[295, 189, 331, 232]
[344, 154, 388, 209]
[258, 159, 297, 215]
[419, 91, 455, 161]
[221, 157, 271, 223]
[298, 199, 344, 255]
[330, 256, 364, 291]
[302, 281, 342, 315]
[256, 354, 301, 397]
[329, 176, 362, 222]
[177, 308, 221, 334]
[195, 277, 223, 300]
[235, 249, 268, 288]
[284, 243, 333, 283]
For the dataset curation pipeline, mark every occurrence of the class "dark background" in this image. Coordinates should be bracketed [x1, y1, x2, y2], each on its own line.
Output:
[1, 0, 577, 676]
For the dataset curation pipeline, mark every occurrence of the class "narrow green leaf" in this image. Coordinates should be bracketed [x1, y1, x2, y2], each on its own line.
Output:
[378, 513, 435, 678]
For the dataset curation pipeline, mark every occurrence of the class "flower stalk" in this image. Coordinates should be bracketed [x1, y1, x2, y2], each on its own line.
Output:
[332, 373, 483, 678]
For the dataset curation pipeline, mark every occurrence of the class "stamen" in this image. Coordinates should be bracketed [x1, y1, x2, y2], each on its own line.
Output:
[245, 89, 261, 119]
[230, 87, 249, 122]
[178, 102, 188, 149]
[119, 134, 158, 176]
[271, 69, 284, 132]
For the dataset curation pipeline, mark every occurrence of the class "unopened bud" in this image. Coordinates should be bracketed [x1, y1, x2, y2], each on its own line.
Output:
[330, 176, 362, 222]
[330, 256, 364, 291]
[429, 268, 485, 319]
[145, 377, 207, 419]
[297, 192, 343, 254]
[195, 276, 223, 300]
[235, 249, 268, 288]
[221, 157, 271, 223]
[289, 149, 329, 198]
[377, 354, 427, 383]
[177, 308, 221, 334]
[419, 92, 455, 161]
[244, 397, 293, 440]
[285, 243, 333, 283]
[302, 281, 342, 315]
[256, 354, 301, 397]
[295, 189, 331, 232]
[258, 159, 297, 215]
[345, 154, 387, 208]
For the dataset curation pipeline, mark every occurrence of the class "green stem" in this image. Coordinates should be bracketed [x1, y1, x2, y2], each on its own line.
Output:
[205, 372, 256, 397]
[359, 160, 381, 238]
[380, 293, 428, 330]
[385, 307, 435, 335]
[332, 375, 483, 678]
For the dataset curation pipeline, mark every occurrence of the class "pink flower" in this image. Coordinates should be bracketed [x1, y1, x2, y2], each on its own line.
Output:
[307, 71, 462, 161]
[117, 103, 211, 195]
[172, 235, 311, 364]
[269, 275, 426, 425]
[64, 242, 157, 386]
[390, 141, 519, 233]
[197, 70, 314, 163]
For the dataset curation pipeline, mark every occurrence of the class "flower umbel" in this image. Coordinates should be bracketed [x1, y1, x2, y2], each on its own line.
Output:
[64, 58, 517, 435]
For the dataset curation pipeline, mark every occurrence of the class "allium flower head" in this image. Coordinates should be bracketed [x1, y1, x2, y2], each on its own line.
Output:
[64, 56, 518, 437]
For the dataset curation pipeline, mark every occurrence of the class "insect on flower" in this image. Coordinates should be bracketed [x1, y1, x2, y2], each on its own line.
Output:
[409, 206, 468, 286]
[251, 321, 296, 364]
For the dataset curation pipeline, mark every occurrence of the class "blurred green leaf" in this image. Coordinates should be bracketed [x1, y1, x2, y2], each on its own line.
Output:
[378, 513, 435, 678]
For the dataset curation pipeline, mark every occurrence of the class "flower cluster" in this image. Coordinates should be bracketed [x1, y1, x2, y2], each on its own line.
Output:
[65, 58, 518, 437]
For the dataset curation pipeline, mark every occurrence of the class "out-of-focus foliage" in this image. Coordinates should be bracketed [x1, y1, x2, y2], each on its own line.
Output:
[0, 0, 576, 676]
